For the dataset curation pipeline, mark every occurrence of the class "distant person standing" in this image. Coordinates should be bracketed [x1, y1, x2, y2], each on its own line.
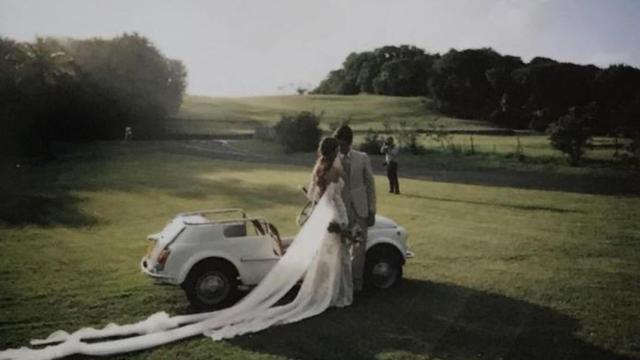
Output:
[381, 136, 400, 194]
[123, 126, 133, 142]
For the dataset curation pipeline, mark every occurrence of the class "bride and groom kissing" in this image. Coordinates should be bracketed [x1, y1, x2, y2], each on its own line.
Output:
[310, 124, 377, 295]
[0, 124, 377, 359]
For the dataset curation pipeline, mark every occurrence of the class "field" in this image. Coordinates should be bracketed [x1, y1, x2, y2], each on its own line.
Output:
[171, 95, 498, 135]
[173, 95, 629, 170]
[1, 141, 639, 359]
[418, 135, 617, 160]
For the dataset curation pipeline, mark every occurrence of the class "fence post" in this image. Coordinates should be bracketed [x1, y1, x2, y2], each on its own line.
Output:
[516, 135, 524, 160]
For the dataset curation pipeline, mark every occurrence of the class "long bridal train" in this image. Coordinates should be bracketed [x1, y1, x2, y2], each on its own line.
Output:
[0, 190, 343, 360]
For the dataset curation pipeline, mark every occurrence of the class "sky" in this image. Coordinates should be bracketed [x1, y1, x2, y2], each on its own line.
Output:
[1, 0, 639, 96]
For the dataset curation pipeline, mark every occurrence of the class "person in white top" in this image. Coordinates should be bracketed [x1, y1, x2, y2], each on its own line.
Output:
[123, 126, 133, 142]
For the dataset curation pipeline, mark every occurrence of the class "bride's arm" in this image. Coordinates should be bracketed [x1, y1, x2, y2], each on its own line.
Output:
[306, 178, 321, 203]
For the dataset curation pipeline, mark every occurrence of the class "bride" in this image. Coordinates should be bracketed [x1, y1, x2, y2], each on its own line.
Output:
[0, 137, 354, 360]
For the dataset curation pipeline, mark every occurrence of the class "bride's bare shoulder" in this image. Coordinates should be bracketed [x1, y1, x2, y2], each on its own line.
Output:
[326, 167, 341, 183]
[328, 176, 344, 193]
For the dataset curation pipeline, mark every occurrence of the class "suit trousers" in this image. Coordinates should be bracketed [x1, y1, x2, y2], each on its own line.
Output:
[386, 160, 399, 194]
[348, 204, 368, 292]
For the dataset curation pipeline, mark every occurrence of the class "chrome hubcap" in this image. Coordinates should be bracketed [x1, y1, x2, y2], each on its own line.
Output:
[196, 272, 229, 304]
[372, 262, 397, 288]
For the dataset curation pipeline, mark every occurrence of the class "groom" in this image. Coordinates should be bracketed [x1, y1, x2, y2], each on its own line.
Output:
[334, 124, 376, 292]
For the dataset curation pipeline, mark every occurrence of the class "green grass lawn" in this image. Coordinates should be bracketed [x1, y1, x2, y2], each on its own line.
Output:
[1, 142, 639, 359]
[173, 94, 499, 134]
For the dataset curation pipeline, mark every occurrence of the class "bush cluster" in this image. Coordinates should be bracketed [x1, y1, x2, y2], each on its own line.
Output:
[273, 111, 322, 153]
[548, 107, 592, 165]
[358, 130, 383, 155]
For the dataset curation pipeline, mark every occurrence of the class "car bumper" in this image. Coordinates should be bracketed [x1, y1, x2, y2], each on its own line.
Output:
[140, 257, 177, 284]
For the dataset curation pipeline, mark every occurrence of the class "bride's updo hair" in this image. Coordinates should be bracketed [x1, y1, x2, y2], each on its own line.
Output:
[312, 137, 340, 196]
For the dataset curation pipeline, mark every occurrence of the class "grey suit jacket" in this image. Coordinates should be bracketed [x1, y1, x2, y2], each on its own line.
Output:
[340, 150, 376, 219]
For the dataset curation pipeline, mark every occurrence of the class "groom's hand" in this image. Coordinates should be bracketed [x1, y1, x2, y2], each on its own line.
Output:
[367, 212, 376, 227]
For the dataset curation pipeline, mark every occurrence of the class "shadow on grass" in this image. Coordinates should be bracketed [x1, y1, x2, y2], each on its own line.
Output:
[0, 165, 98, 228]
[396, 167, 640, 197]
[229, 279, 633, 360]
[0, 192, 97, 227]
[0, 144, 303, 227]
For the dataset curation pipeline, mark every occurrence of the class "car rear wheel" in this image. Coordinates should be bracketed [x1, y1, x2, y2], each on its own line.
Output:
[364, 246, 403, 290]
[182, 259, 239, 311]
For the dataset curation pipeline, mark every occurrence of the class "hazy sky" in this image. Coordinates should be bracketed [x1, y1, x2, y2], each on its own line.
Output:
[1, 0, 639, 96]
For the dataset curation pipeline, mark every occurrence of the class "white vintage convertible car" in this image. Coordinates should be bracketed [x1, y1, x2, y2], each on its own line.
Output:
[141, 208, 411, 310]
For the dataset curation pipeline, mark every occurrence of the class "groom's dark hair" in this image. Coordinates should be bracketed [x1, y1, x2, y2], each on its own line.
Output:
[333, 124, 353, 145]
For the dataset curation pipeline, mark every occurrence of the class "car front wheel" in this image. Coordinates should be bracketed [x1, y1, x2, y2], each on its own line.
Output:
[364, 246, 403, 290]
[182, 259, 240, 311]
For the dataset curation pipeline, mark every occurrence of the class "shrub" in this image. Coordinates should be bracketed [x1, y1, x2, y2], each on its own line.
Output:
[548, 107, 592, 165]
[627, 135, 640, 159]
[404, 135, 426, 155]
[397, 120, 427, 154]
[274, 111, 322, 152]
[358, 129, 383, 155]
[619, 134, 640, 168]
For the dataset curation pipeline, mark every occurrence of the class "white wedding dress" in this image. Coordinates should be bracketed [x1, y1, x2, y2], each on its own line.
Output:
[0, 180, 352, 360]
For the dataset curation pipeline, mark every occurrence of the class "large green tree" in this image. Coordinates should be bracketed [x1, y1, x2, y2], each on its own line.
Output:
[314, 45, 436, 97]
[317, 44, 640, 135]
[64, 33, 187, 138]
[511, 62, 599, 131]
[592, 65, 640, 136]
[428, 48, 504, 119]
[0, 33, 187, 157]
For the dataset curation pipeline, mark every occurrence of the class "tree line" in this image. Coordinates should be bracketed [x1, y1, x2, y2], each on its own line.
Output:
[314, 45, 640, 137]
[0, 33, 187, 157]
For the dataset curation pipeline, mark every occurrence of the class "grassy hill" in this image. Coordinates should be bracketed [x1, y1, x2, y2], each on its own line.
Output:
[171, 94, 632, 169]
[173, 94, 499, 135]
